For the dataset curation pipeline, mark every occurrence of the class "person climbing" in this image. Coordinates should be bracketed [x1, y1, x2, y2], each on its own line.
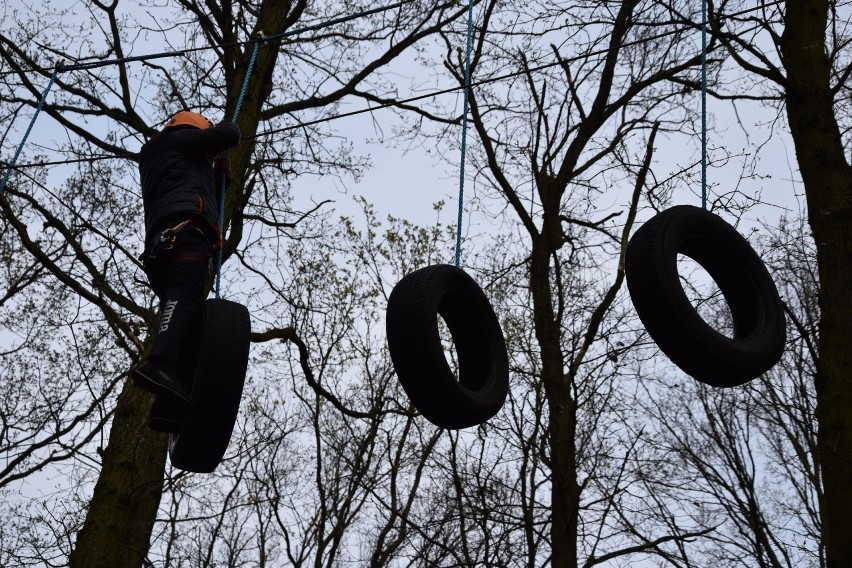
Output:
[133, 110, 241, 432]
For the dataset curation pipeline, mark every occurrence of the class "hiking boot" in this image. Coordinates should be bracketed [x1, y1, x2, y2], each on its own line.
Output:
[132, 363, 192, 404]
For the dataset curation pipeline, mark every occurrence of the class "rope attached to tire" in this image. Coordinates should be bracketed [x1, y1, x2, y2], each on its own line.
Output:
[385, 0, 509, 430]
[624, 2, 785, 386]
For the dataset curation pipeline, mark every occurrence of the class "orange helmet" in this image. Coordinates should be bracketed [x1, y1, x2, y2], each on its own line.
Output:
[165, 110, 213, 130]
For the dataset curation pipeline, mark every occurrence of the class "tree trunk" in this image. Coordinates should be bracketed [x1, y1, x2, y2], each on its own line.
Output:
[781, 2, 852, 566]
[69, 5, 293, 564]
[529, 200, 579, 568]
[68, 385, 167, 567]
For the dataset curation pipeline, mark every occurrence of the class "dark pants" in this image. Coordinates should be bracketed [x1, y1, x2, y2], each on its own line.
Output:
[144, 224, 212, 373]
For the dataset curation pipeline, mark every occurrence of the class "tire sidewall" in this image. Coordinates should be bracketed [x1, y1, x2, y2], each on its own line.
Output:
[626, 206, 786, 386]
[169, 298, 250, 472]
[387, 264, 508, 428]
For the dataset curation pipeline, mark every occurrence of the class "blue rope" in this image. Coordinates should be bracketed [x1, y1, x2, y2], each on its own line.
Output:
[0, 69, 59, 195]
[454, 0, 475, 268]
[701, 0, 708, 210]
[215, 39, 262, 299]
[209, 2, 415, 296]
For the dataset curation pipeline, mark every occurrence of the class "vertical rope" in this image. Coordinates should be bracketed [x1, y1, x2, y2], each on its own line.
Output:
[701, 0, 708, 209]
[0, 68, 60, 194]
[215, 38, 262, 299]
[454, 0, 475, 268]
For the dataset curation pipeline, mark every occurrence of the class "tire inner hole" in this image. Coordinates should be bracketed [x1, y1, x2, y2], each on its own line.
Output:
[677, 253, 735, 338]
[437, 314, 460, 377]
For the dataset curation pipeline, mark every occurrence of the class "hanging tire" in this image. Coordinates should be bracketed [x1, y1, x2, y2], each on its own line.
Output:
[169, 298, 250, 473]
[625, 205, 786, 387]
[386, 264, 509, 429]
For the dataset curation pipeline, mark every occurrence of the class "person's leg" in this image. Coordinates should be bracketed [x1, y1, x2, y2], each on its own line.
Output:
[134, 229, 211, 430]
[147, 255, 209, 373]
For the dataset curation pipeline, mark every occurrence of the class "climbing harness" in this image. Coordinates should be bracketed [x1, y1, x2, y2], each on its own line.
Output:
[148, 220, 201, 258]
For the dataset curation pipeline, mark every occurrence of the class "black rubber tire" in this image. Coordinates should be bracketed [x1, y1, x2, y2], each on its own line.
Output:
[169, 298, 250, 473]
[625, 205, 786, 387]
[386, 264, 509, 429]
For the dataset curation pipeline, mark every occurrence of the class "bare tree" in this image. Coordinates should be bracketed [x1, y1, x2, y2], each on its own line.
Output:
[1, 0, 843, 566]
[691, 1, 852, 565]
[391, 0, 724, 565]
[634, 208, 822, 568]
[0, 0, 469, 565]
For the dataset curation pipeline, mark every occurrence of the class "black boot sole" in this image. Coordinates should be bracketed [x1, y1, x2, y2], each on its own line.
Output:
[132, 367, 193, 404]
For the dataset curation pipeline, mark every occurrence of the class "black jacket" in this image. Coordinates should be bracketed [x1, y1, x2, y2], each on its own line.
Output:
[139, 122, 241, 254]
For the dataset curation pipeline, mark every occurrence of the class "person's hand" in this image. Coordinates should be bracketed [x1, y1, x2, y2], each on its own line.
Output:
[213, 155, 233, 185]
